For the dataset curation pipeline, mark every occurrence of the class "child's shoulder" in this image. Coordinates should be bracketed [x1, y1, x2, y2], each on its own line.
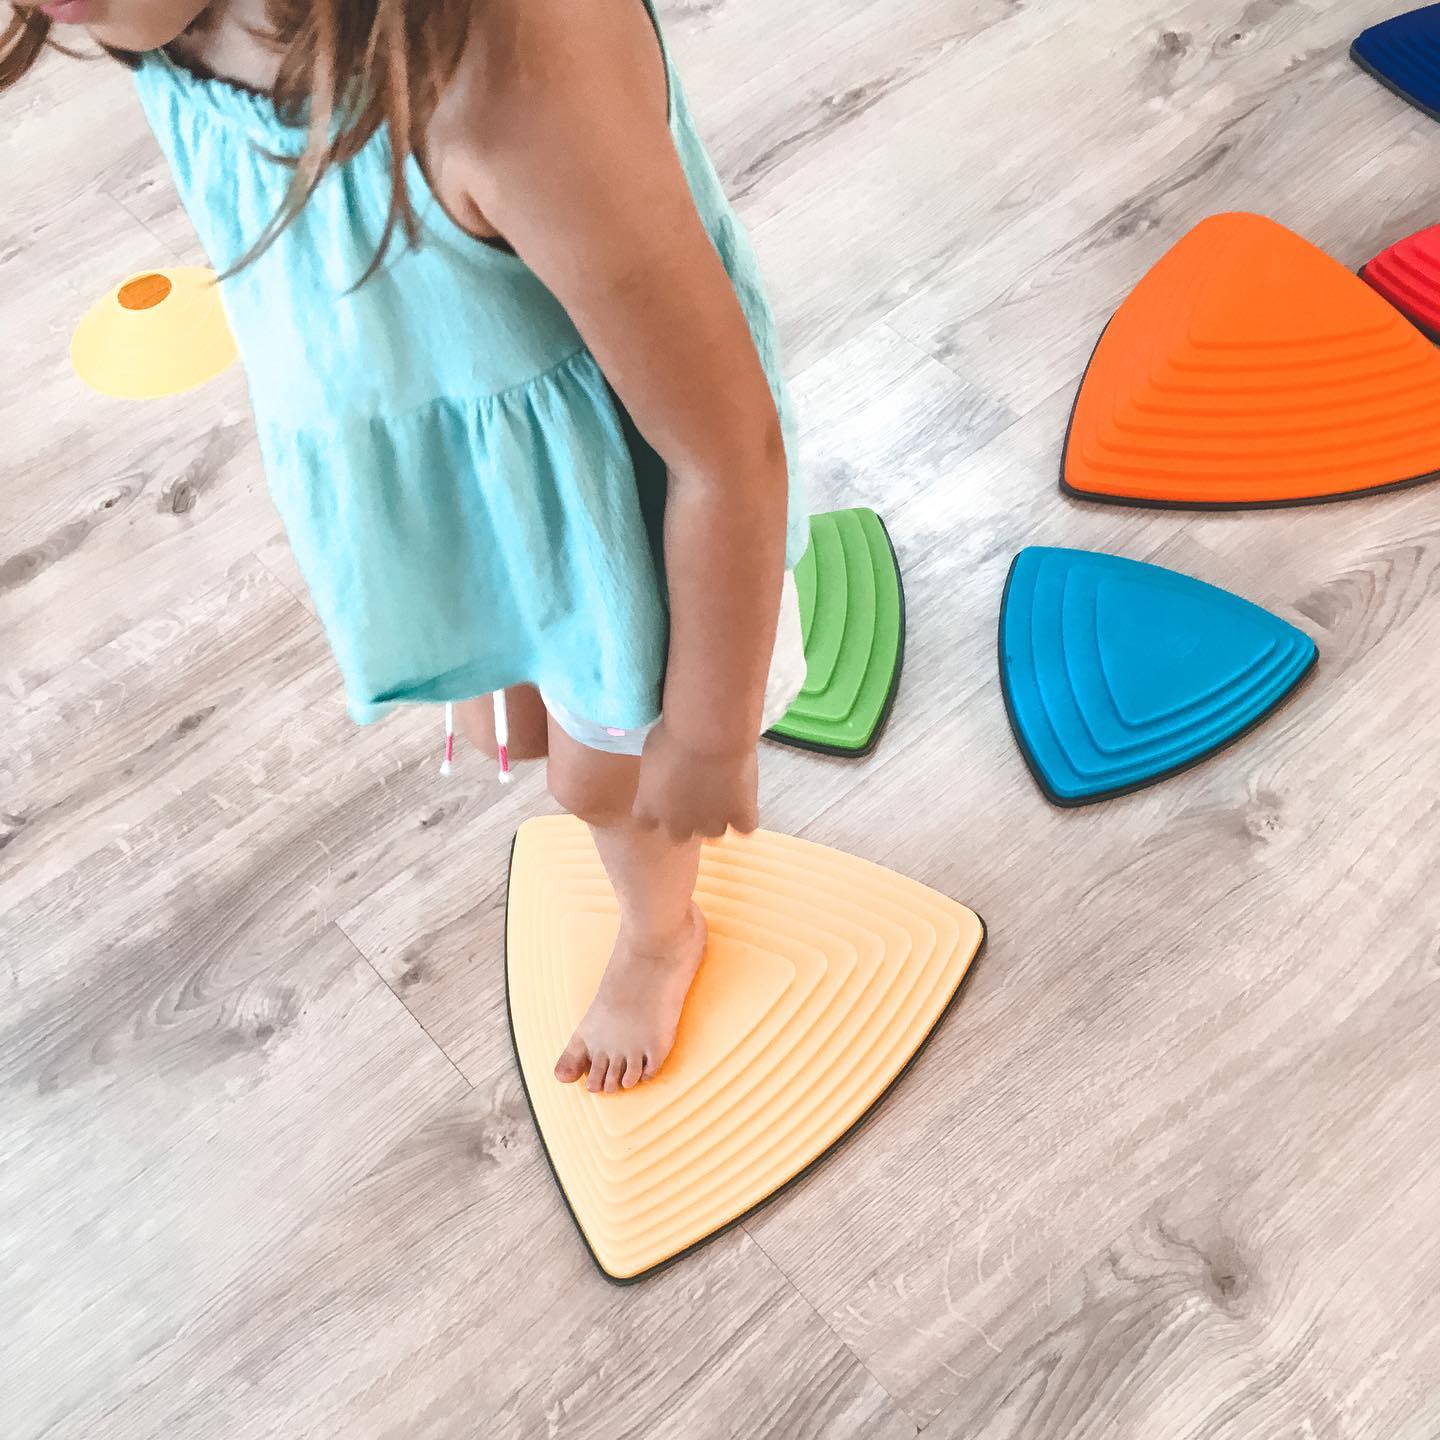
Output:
[425, 0, 669, 234]
[437, 0, 665, 144]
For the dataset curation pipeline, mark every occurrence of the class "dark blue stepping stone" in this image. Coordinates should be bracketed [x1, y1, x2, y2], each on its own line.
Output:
[1353, 5, 1440, 122]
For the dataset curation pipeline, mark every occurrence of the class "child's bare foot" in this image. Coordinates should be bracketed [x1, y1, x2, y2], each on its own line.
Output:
[554, 905, 708, 1092]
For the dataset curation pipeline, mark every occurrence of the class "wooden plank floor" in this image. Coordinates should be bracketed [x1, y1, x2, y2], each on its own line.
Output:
[5, 2, 1440, 1435]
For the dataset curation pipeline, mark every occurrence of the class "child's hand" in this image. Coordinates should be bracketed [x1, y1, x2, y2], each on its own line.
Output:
[633, 721, 760, 841]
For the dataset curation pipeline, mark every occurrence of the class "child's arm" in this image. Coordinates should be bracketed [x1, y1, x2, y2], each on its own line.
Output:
[445, 0, 789, 839]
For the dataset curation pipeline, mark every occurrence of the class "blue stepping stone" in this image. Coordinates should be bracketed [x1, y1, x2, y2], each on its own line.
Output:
[999, 548, 1318, 807]
[1353, 5, 1440, 122]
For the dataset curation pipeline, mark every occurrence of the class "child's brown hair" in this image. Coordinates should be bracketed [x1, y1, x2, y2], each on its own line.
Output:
[1, 2, 472, 279]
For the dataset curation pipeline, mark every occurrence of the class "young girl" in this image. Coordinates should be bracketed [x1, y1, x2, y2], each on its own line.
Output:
[4, 0, 808, 1092]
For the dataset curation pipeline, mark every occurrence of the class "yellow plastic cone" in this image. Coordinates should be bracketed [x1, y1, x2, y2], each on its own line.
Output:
[71, 268, 237, 400]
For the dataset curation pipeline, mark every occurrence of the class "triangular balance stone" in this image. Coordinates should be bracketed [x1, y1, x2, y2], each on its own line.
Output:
[767, 508, 904, 755]
[1353, 5, 1440, 123]
[999, 548, 1317, 806]
[1063, 212, 1440, 507]
[506, 815, 985, 1281]
[1363, 223, 1440, 341]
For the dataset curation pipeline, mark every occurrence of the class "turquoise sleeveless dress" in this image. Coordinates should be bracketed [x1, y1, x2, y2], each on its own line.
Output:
[130, 2, 806, 727]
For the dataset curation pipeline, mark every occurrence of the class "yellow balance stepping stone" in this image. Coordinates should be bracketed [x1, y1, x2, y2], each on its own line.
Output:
[506, 815, 986, 1281]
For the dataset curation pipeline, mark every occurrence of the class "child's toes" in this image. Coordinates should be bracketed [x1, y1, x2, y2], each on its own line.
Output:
[620, 1053, 645, 1089]
[586, 1052, 611, 1093]
[554, 1034, 590, 1084]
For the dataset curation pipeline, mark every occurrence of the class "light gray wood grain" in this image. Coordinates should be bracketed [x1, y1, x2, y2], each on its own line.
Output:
[889, 57, 1440, 421]
[44, 1081, 916, 1440]
[751, 0, 1423, 370]
[5, 0, 1440, 1436]
[750, 611, 1440, 1439]
[1, 924, 469, 1440]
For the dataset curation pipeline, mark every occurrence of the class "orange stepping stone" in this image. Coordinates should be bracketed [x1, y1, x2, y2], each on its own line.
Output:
[1063, 212, 1440, 507]
[506, 815, 986, 1282]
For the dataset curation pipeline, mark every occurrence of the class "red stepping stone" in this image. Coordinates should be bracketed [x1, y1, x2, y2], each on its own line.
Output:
[1362, 223, 1440, 341]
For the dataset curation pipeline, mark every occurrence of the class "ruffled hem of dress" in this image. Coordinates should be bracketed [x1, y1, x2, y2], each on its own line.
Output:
[344, 665, 663, 731]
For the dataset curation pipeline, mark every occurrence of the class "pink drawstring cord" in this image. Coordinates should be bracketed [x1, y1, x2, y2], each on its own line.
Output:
[439, 702, 456, 777]
[439, 695, 512, 784]
[493, 690, 514, 785]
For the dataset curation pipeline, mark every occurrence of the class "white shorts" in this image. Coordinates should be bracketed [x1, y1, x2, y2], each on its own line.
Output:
[543, 571, 808, 757]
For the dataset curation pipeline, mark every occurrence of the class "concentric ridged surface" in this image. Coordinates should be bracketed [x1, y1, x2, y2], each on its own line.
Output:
[1063, 213, 1440, 506]
[769, 508, 903, 755]
[507, 816, 985, 1281]
[1353, 4, 1440, 122]
[1363, 223, 1440, 340]
[999, 548, 1317, 806]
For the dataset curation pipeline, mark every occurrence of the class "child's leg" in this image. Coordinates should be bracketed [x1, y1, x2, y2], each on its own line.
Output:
[546, 719, 708, 1092]
[453, 685, 550, 761]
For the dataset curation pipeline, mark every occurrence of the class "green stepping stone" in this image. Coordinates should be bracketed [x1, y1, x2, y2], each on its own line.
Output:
[768, 508, 904, 756]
